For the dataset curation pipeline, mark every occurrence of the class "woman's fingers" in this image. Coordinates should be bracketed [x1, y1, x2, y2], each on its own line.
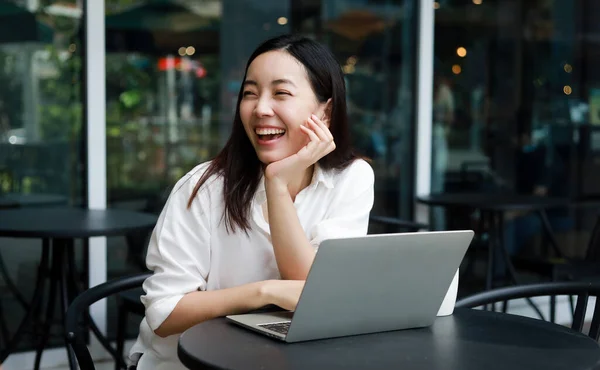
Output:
[311, 114, 334, 141]
[309, 115, 335, 153]
[308, 115, 329, 141]
[299, 115, 336, 162]
[300, 124, 320, 143]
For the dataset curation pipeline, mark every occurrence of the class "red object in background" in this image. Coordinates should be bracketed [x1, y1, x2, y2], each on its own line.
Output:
[157, 57, 207, 78]
[157, 57, 176, 71]
[196, 66, 206, 78]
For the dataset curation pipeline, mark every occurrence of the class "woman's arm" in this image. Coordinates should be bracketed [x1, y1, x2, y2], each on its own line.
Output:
[154, 279, 304, 337]
[144, 165, 307, 339]
[265, 181, 316, 280]
[155, 281, 266, 337]
[264, 115, 336, 280]
[265, 159, 374, 280]
[265, 154, 374, 281]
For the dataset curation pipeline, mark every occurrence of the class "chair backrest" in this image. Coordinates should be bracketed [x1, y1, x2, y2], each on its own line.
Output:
[65, 273, 151, 370]
[368, 215, 428, 233]
[584, 214, 600, 263]
[455, 281, 600, 340]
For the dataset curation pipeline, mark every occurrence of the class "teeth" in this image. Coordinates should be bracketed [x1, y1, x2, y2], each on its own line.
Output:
[255, 128, 285, 135]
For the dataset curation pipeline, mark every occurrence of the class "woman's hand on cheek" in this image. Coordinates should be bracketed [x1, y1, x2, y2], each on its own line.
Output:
[264, 114, 336, 188]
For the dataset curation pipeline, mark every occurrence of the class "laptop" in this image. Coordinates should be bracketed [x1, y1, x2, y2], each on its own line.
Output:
[226, 230, 474, 342]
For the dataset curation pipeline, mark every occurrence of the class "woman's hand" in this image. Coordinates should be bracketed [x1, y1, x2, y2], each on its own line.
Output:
[264, 114, 335, 188]
[261, 280, 306, 311]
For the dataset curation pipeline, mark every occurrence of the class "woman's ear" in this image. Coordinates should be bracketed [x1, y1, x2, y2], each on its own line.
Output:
[321, 98, 333, 127]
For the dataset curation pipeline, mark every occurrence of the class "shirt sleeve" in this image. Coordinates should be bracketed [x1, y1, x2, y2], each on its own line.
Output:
[309, 160, 375, 247]
[141, 169, 213, 332]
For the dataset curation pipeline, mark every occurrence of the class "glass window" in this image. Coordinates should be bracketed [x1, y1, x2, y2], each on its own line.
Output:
[0, 0, 85, 352]
[316, 0, 419, 221]
[432, 0, 596, 290]
[104, 0, 418, 339]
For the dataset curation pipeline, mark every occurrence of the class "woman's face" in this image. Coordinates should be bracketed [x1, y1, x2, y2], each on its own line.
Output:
[239, 50, 328, 165]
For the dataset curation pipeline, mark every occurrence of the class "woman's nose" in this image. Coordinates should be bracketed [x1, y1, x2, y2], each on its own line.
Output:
[254, 97, 274, 117]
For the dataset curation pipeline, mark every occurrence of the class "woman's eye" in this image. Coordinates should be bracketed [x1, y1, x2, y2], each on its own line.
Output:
[275, 91, 291, 96]
[242, 91, 255, 97]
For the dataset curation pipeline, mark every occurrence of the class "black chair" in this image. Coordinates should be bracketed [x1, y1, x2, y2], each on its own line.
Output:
[66, 273, 152, 370]
[512, 213, 600, 321]
[515, 213, 600, 279]
[0, 294, 8, 351]
[455, 281, 600, 340]
[115, 285, 146, 370]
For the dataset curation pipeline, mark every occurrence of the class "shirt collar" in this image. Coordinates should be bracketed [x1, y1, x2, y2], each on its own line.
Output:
[312, 163, 335, 190]
[255, 164, 334, 202]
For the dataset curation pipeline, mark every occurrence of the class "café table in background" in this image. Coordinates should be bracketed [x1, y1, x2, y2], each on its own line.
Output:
[0, 207, 157, 370]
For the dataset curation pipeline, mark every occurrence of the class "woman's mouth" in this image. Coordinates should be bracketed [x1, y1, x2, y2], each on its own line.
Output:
[255, 128, 286, 143]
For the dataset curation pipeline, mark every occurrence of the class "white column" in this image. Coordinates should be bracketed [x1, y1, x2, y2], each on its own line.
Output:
[414, 1, 459, 316]
[85, 0, 107, 339]
[414, 0, 434, 224]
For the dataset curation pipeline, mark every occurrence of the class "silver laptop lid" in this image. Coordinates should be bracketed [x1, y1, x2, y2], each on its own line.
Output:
[286, 230, 474, 342]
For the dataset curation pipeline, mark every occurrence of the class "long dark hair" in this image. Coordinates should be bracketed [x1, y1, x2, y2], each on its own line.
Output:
[187, 34, 358, 232]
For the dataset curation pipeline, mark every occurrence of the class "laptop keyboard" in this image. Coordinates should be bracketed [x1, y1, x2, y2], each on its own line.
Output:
[259, 321, 291, 335]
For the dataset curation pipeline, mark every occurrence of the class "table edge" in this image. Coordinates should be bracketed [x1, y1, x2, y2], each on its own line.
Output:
[0, 224, 156, 239]
[177, 309, 600, 370]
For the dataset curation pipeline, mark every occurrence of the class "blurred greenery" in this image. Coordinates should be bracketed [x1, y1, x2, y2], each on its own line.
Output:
[104, 53, 222, 198]
[0, 50, 22, 130]
[38, 44, 82, 140]
[0, 0, 224, 201]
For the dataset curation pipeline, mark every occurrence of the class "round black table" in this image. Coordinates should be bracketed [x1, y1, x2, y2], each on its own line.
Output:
[0, 193, 68, 209]
[178, 309, 600, 370]
[0, 194, 69, 336]
[0, 208, 157, 238]
[0, 207, 157, 369]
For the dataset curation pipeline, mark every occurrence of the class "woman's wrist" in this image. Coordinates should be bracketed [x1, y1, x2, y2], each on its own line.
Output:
[259, 280, 281, 306]
[258, 280, 278, 306]
[265, 178, 290, 198]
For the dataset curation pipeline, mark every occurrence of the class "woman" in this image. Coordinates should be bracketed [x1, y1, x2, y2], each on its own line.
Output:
[129, 34, 375, 369]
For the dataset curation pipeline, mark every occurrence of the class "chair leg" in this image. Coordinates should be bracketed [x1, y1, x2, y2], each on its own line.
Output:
[550, 295, 556, 323]
[569, 295, 575, 316]
[0, 300, 9, 346]
[550, 268, 557, 323]
[116, 302, 128, 370]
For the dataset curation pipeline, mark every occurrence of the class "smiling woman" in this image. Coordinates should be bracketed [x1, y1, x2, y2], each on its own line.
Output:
[186, 35, 358, 230]
[240, 50, 332, 167]
[128, 34, 375, 370]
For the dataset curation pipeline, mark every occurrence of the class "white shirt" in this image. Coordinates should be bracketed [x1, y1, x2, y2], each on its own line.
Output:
[129, 159, 375, 370]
